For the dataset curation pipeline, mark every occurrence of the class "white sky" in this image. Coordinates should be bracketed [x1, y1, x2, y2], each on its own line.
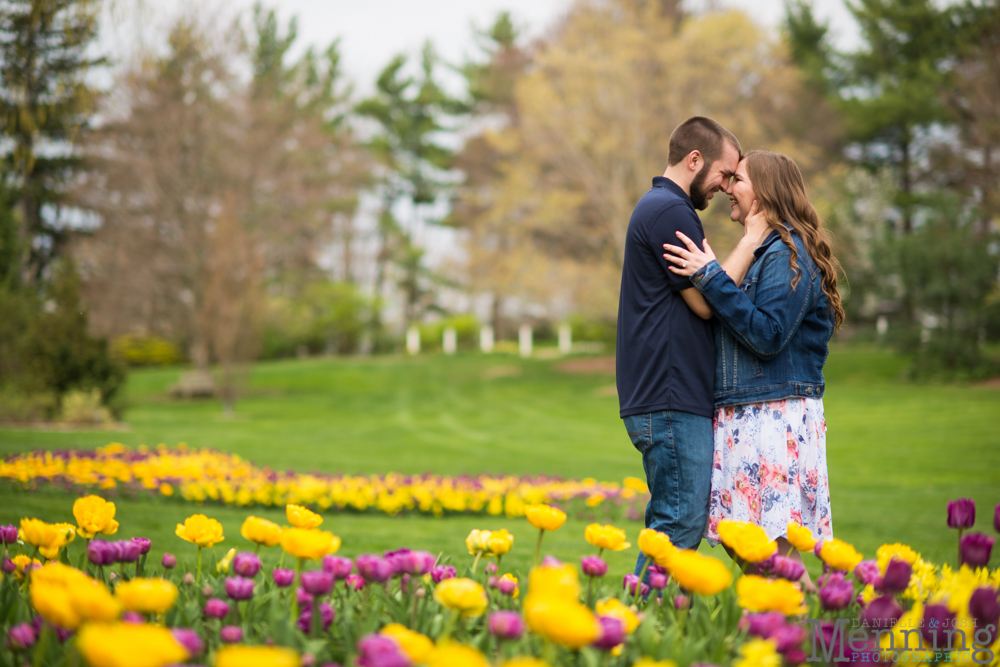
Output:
[106, 0, 860, 96]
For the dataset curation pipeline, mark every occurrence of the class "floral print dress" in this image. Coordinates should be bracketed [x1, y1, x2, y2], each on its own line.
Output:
[705, 397, 833, 545]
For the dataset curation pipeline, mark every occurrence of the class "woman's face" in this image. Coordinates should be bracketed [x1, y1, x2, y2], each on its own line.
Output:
[726, 158, 755, 225]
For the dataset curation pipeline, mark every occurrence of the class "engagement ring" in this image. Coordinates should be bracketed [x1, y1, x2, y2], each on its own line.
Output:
[682, 260, 687, 268]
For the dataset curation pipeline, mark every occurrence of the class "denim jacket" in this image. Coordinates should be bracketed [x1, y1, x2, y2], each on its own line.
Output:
[690, 228, 834, 407]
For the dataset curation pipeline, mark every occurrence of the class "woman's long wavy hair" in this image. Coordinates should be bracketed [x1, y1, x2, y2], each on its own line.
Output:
[744, 150, 845, 330]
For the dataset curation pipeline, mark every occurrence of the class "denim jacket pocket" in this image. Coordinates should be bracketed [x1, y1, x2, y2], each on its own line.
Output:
[623, 414, 653, 454]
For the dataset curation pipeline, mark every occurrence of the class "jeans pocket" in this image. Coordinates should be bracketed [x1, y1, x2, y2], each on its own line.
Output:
[623, 414, 652, 454]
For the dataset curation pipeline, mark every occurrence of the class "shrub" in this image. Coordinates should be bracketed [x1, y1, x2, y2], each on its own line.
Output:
[110, 335, 185, 366]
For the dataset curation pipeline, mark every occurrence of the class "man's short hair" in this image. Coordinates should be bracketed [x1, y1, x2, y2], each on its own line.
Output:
[667, 117, 742, 167]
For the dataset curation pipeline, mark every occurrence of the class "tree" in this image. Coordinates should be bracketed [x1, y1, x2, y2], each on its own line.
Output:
[0, 0, 103, 285]
[356, 45, 466, 339]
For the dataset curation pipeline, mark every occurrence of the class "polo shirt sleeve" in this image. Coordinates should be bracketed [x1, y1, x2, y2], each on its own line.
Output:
[648, 204, 705, 291]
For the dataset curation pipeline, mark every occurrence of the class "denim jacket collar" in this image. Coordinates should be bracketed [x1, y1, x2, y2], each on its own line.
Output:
[753, 224, 794, 260]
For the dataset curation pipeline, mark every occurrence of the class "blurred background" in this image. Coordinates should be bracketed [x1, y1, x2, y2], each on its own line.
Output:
[1, 0, 999, 572]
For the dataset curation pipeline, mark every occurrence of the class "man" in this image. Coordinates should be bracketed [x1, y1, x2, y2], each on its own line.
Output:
[616, 116, 742, 577]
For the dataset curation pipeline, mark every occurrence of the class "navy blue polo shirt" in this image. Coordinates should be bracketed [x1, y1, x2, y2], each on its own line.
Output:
[616, 177, 715, 419]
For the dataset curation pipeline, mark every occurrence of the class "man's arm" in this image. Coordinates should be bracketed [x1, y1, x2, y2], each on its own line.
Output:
[677, 234, 761, 320]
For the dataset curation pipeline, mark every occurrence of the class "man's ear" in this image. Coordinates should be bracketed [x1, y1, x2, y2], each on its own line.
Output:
[686, 150, 702, 172]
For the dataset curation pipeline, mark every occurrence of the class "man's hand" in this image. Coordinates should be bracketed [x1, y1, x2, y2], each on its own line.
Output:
[662, 232, 717, 277]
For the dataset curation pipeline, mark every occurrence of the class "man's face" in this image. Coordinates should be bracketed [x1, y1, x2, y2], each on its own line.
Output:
[689, 142, 741, 211]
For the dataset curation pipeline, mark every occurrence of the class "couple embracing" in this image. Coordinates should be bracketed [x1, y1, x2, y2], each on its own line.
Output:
[617, 116, 843, 589]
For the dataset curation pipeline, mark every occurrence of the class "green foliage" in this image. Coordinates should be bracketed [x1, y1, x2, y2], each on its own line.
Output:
[568, 315, 618, 346]
[417, 314, 481, 352]
[261, 281, 372, 359]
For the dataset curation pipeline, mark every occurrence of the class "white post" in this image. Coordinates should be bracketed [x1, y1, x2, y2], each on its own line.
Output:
[519, 324, 533, 358]
[406, 326, 420, 355]
[876, 315, 888, 338]
[558, 323, 572, 355]
[480, 325, 494, 353]
[443, 327, 457, 355]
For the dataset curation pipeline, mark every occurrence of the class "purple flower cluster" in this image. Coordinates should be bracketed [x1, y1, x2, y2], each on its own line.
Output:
[355, 554, 394, 583]
[356, 635, 410, 667]
[225, 577, 255, 601]
[430, 565, 456, 583]
[297, 602, 335, 633]
[322, 556, 354, 580]
[622, 573, 649, 598]
[592, 616, 626, 650]
[580, 555, 608, 578]
[0, 525, 18, 545]
[818, 572, 854, 611]
[86, 538, 151, 566]
[742, 612, 807, 663]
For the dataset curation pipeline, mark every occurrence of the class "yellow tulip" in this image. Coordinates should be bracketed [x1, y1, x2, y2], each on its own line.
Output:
[216, 548, 237, 574]
[31, 579, 81, 629]
[115, 578, 179, 615]
[381, 623, 434, 663]
[623, 476, 649, 493]
[214, 646, 301, 667]
[524, 595, 601, 649]
[876, 543, 919, 572]
[525, 504, 566, 531]
[175, 514, 224, 548]
[499, 573, 520, 598]
[527, 562, 580, 601]
[241, 516, 282, 547]
[717, 521, 777, 563]
[736, 575, 806, 615]
[637, 528, 677, 567]
[11, 554, 41, 580]
[488, 529, 514, 556]
[19, 517, 59, 549]
[734, 638, 781, 667]
[434, 577, 488, 617]
[73, 495, 119, 539]
[77, 623, 189, 667]
[667, 549, 733, 596]
[819, 538, 864, 572]
[786, 522, 817, 553]
[424, 643, 491, 667]
[280, 528, 340, 560]
[500, 659, 552, 667]
[632, 660, 678, 667]
[67, 578, 122, 622]
[466, 529, 492, 555]
[585, 524, 631, 552]
[286, 504, 323, 528]
[596, 596, 640, 633]
[39, 523, 76, 560]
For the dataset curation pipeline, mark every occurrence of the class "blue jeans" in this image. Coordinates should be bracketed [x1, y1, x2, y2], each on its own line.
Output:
[623, 410, 713, 580]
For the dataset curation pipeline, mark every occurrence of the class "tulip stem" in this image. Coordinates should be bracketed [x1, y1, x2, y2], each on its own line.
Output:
[633, 558, 651, 605]
[533, 529, 544, 569]
[195, 547, 202, 585]
[471, 552, 482, 574]
[586, 575, 594, 607]
[311, 597, 320, 638]
[957, 528, 963, 568]
[439, 608, 459, 643]
[33, 622, 52, 667]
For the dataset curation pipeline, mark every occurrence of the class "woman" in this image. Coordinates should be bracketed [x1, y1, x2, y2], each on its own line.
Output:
[663, 150, 844, 585]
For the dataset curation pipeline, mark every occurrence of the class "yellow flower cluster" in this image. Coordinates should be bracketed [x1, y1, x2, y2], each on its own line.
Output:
[819, 538, 864, 572]
[20, 518, 76, 560]
[523, 563, 601, 649]
[1, 443, 643, 518]
[30, 562, 122, 629]
[466, 529, 514, 556]
[585, 523, 631, 551]
[434, 578, 489, 618]
[667, 550, 733, 596]
[736, 575, 807, 615]
[717, 520, 778, 563]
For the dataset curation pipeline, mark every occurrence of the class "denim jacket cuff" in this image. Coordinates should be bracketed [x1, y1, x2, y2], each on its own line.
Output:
[691, 259, 723, 289]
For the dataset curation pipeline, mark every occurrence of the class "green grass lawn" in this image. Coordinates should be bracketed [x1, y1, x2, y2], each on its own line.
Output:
[1, 345, 998, 580]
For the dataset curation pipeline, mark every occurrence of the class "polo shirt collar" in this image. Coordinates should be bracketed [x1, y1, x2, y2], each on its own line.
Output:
[652, 176, 692, 205]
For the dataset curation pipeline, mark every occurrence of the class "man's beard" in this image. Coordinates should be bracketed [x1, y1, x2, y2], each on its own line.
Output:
[689, 166, 713, 211]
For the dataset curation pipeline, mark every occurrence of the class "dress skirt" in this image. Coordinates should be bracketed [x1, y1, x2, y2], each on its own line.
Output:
[704, 397, 833, 545]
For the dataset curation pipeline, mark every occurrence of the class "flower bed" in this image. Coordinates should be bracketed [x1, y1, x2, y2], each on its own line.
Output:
[0, 443, 649, 519]
[2, 493, 999, 667]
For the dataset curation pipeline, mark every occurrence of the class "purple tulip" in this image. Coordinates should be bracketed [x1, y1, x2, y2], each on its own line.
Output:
[122, 611, 143, 624]
[623, 573, 649, 597]
[485, 562, 498, 575]
[853, 560, 881, 586]
[922, 603, 956, 648]
[356, 634, 410, 667]
[948, 499, 976, 529]
[87, 540, 115, 567]
[819, 573, 854, 611]
[488, 611, 525, 640]
[772, 555, 806, 582]
[581, 555, 608, 578]
[1, 558, 14, 574]
[321, 555, 354, 580]
[674, 595, 690, 610]
[30, 617, 72, 642]
[813, 541, 824, 558]
[744, 611, 786, 639]
[161, 553, 177, 569]
[969, 587, 1000, 645]
[0, 525, 18, 545]
[131, 537, 152, 555]
[649, 571, 668, 590]
[877, 557, 912, 594]
[297, 602, 335, 633]
[232, 553, 261, 578]
[170, 628, 204, 656]
[301, 571, 334, 597]
[401, 550, 436, 576]
[6, 623, 36, 651]
[862, 595, 903, 627]
[383, 549, 411, 576]
[117, 540, 141, 563]
[541, 556, 563, 567]
[273, 568, 296, 587]
[430, 565, 456, 583]
[497, 577, 517, 596]
[995, 504, 1000, 534]
[345, 574, 365, 591]
[219, 625, 243, 644]
[355, 554, 393, 583]
[225, 577, 254, 601]
[203, 598, 231, 619]
[771, 624, 807, 654]
[592, 615, 626, 650]
[960, 533, 995, 568]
